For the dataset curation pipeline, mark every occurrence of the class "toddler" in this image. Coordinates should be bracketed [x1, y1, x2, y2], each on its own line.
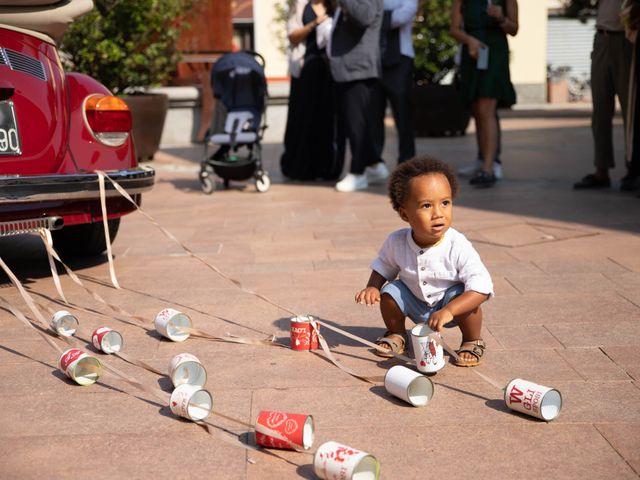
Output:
[355, 156, 493, 366]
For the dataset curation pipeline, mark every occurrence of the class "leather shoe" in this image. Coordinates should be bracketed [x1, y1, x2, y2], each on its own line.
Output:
[573, 174, 610, 190]
[620, 174, 640, 191]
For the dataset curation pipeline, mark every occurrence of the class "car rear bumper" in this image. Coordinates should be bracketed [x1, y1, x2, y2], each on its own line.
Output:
[0, 166, 155, 203]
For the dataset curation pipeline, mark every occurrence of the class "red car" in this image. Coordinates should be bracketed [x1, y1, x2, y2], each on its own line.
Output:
[0, 1, 154, 256]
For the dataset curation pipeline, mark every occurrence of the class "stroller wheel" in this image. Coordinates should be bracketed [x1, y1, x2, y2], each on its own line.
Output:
[200, 173, 215, 194]
[255, 173, 270, 193]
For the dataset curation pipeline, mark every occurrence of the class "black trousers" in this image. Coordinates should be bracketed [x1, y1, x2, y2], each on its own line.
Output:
[336, 78, 379, 175]
[372, 55, 416, 164]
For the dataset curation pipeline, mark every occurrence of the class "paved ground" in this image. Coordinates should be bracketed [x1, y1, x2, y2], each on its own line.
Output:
[1, 112, 639, 479]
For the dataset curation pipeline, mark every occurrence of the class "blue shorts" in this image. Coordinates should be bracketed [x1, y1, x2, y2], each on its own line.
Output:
[380, 280, 465, 324]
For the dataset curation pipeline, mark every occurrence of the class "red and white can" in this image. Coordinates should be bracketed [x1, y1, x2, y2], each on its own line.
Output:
[290, 315, 319, 351]
[313, 441, 380, 480]
[255, 410, 314, 451]
[411, 324, 445, 373]
[504, 378, 562, 421]
[168, 353, 207, 388]
[59, 348, 101, 386]
[170, 384, 213, 422]
[91, 327, 124, 354]
[50, 310, 78, 337]
[154, 308, 192, 342]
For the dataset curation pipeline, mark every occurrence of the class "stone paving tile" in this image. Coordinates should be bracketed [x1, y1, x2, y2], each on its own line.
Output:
[505, 272, 617, 294]
[0, 432, 247, 480]
[555, 347, 632, 381]
[553, 380, 640, 423]
[546, 321, 640, 348]
[601, 346, 640, 381]
[486, 324, 565, 349]
[594, 423, 640, 476]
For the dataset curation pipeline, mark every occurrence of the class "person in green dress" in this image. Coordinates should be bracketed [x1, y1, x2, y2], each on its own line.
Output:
[450, 0, 518, 188]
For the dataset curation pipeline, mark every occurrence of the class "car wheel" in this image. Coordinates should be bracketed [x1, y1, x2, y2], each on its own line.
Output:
[51, 218, 120, 257]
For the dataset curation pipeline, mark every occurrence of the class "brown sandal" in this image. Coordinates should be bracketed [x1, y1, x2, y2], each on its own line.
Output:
[454, 339, 486, 367]
[373, 331, 407, 358]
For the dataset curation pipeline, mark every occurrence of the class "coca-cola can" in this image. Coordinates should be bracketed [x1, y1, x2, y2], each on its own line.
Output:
[59, 348, 101, 386]
[50, 310, 78, 337]
[290, 315, 319, 351]
[504, 378, 562, 421]
[168, 353, 207, 388]
[169, 384, 213, 422]
[255, 410, 314, 450]
[91, 327, 124, 354]
[313, 441, 380, 480]
[154, 308, 192, 342]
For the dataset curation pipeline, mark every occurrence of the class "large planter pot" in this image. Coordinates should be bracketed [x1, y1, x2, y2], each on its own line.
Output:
[411, 84, 470, 137]
[122, 93, 169, 161]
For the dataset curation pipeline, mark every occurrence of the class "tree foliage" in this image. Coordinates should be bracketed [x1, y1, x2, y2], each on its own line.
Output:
[61, 0, 196, 94]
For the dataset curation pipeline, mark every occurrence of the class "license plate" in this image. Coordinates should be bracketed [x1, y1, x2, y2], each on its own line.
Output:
[0, 101, 21, 156]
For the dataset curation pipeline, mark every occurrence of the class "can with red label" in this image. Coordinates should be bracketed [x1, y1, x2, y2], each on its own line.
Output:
[50, 310, 78, 337]
[169, 384, 212, 421]
[290, 315, 319, 351]
[154, 308, 192, 342]
[255, 410, 314, 450]
[504, 378, 562, 421]
[59, 348, 101, 386]
[91, 327, 124, 354]
[313, 441, 380, 480]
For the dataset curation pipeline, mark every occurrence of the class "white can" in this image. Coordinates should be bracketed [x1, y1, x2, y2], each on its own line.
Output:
[50, 310, 78, 337]
[170, 384, 213, 422]
[384, 365, 434, 407]
[168, 353, 207, 388]
[154, 308, 192, 342]
[59, 348, 101, 386]
[313, 441, 379, 480]
[410, 323, 445, 373]
[91, 327, 124, 354]
[504, 378, 562, 421]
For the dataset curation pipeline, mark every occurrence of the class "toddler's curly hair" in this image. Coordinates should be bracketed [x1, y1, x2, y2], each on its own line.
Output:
[388, 155, 459, 211]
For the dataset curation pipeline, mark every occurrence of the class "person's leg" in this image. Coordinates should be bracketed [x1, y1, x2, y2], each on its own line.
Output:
[476, 98, 498, 172]
[371, 77, 388, 165]
[591, 33, 616, 176]
[385, 56, 416, 164]
[340, 79, 378, 175]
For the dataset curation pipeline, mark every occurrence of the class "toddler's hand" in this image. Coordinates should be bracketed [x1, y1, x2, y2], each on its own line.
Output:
[355, 287, 380, 306]
[428, 308, 453, 332]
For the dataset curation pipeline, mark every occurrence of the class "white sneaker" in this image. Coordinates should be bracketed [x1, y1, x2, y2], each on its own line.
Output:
[335, 173, 368, 192]
[458, 159, 503, 180]
[457, 160, 483, 176]
[365, 162, 390, 185]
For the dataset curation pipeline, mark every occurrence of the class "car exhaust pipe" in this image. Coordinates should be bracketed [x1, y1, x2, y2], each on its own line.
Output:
[0, 216, 64, 237]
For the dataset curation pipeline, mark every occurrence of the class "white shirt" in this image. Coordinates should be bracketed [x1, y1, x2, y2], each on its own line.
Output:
[383, 0, 417, 58]
[371, 227, 494, 306]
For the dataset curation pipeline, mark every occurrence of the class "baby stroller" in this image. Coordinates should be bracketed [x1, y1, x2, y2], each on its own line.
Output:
[200, 51, 270, 194]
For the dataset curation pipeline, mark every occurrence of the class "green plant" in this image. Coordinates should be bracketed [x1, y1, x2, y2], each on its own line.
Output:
[61, 0, 197, 94]
[413, 0, 458, 85]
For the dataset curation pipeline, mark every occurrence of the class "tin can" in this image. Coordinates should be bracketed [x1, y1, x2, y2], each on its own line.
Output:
[170, 384, 213, 422]
[50, 310, 78, 337]
[168, 353, 207, 388]
[255, 410, 314, 450]
[384, 365, 434, 407]
[91, 327, 124, 354]
[411, 323, 445, 373]
[314, 441, 380, 480]
[59, 348, 101, 386]
[504, 378, 562, 421]
[154, 308, 192, 342]
[290, 315, 319, 351]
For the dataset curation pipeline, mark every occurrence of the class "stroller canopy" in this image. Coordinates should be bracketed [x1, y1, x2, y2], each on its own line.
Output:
[211, 51, 267, 120]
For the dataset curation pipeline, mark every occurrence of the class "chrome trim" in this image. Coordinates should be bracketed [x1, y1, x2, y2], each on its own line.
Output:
[0, 47, 46, 81]
[0, 166, 155, 204]
[0, 216, 63, 237]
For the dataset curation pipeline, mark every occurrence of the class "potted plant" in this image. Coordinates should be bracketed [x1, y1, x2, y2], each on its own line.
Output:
[412, 0, 470, 137]
[61, 0, 197, 160]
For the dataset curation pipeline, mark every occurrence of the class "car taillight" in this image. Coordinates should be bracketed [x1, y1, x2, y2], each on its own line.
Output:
[84, 94, 132, 147]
